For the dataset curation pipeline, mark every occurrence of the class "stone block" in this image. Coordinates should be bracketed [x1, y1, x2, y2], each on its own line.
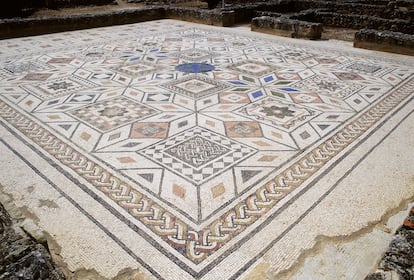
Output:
[0, 8, 165, 39]
[251, 16, 322, 40]
[354, 29, 414, 56]
[165, 7, 234, 27]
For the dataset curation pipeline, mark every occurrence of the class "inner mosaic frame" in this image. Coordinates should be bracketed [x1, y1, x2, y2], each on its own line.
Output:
[1, 20, 413, 278]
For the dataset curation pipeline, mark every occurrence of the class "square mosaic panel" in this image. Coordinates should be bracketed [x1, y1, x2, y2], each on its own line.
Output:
[237, 97, 318, 131]
[21, 76, 97, 100]
[0, 60, 53, 76]
[336, 61, 392, 76]
[140, 127, 255, 184]
[292, 75, 364, 99]
[69, 97, 159, 131]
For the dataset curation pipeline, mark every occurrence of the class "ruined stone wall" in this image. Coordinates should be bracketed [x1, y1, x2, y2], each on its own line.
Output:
[355, 29, 414, 56]
[251, 15, 322, 39]
[165, 6, 234, 26]
[1, 0, 116, 18]
[295, 10, 414, 34]
[0, 7, 165, 38]
[0, 202, 65, 279]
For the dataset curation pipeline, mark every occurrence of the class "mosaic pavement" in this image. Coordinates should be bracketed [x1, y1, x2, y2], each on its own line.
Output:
[0, 20, 414, 279]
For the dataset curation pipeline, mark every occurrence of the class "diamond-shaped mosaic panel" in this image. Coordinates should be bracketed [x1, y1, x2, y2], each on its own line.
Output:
[228, 60, 279, 77]
[113, 61, 159, 77]
[160, 74, 231, 99]
[171, 48, 217, 62]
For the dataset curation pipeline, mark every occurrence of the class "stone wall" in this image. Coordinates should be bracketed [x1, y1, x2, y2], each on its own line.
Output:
[251, 15, 322, 40]
[128, 0, 190, 3]
[230, 2, 297, 23]
[165, 6, 234, 26]
[0, 7, 165, 38]
[286, 0, 413, 19]
[1, 0, 413, 55]
[354, 29, 414, 56]
[49, 0, 116, 8]
[0, 0, 116, 19]
[0, 0, 39, 18]
[296, 10, 414, 34]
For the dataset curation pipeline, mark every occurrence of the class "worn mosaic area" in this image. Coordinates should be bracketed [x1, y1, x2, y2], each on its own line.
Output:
[0, 20, 413, 279]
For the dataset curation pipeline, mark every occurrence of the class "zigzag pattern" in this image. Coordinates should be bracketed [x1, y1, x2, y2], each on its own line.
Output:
[0, 77, 412, 263]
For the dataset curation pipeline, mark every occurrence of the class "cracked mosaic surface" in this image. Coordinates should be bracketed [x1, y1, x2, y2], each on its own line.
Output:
[0, 19, 413, 279]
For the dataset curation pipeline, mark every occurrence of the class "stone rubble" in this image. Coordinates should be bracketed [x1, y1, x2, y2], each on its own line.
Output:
[0, 202, 65, 280]
[365, 206, 414, 280]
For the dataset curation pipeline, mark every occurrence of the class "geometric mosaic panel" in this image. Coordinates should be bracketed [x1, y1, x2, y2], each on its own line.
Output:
[140, 127, 256, 184]
[21, 76, 97, 100]
[69, 97, 159, 131]
[160, 74, 231, 99]
[238, 97, 318, 131]
[112, 61, 159, 77]
[171, 48, 217, 62]
[336, 61, 392, 76]
[227, 60, 279, 77]
[130, 122, 169, 138]
[292, 75, 364, 99]
[1, 60, 53, 76]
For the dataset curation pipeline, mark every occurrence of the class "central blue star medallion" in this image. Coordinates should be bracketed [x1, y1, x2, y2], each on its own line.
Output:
[175, 63, 215, 73]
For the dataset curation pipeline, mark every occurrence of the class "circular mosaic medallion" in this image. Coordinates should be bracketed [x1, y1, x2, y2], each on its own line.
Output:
[175, 63, 215, 73]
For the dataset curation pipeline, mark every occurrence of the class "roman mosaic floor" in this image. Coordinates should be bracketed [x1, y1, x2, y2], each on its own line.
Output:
[0, 20, 414, 279]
